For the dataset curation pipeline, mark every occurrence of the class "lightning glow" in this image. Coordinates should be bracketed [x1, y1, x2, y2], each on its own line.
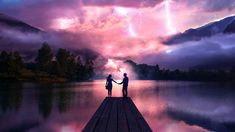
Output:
[114, 7, 137, 37]
[164, 0, 176, 34]
[166, 49, 173, 54]
[115, 7, 128, 16]
[128, 23, 137, 37]
[53, 18, 76, 30]
[104, 59, 136, 79]
[105, 59, 126, 74]
[106, 59, 118, 70]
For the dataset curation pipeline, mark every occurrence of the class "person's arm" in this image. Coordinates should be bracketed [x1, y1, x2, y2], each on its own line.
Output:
[119, 80, 123, 85]
[112, 79, 118, 84]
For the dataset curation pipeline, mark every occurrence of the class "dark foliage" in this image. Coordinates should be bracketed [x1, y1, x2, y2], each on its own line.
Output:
[0, 51, 24, 78]
[35, 42, 53, 73]
[0, 42, 95, 81]
[0, 42, 233, 82]
[125, 60, 235, 81]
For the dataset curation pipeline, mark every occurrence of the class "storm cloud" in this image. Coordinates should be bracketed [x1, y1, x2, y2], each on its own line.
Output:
[1, 0, 235, 69]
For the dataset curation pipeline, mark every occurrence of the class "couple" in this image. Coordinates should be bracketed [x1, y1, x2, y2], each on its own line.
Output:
[105, 73, 129, 97]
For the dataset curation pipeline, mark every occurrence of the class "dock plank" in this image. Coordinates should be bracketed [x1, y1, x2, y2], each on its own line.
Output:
[117, 98, 129, 132]
[123, 98, 141, 132]
[127, 98, 152, 132]
[95, 97, 113, 131]
[82, 98, 108, 132]
[83, 97, 152, 132]
[106, 98, 118, 132]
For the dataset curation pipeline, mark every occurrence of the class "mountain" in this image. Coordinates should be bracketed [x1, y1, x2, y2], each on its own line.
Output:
[0, 13, 100, 62]
[224, 19, 235, 33]
[164, 16, 235, 44]
[0, 13, 41, 33]
[0, 13, 47, 61]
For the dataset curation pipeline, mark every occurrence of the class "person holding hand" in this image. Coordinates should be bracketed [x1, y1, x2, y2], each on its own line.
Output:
[105, 74, 118, 97]
[119, 73, 129, 97]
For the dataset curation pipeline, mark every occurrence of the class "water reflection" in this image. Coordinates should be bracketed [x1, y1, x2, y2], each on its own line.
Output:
[37, 85, 52, 118]
[56, 88, 74, 113]
[0, 83, 23, 112]
[0, 81, 234, 132]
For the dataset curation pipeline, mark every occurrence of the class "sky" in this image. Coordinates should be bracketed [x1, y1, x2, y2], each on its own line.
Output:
[0, 0, 235, 69]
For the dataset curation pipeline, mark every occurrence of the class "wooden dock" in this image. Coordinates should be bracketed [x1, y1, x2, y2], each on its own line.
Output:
[83, 97, 152, 132]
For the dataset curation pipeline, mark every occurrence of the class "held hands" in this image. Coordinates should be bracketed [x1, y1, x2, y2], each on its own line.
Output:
[114, 81, 121, 85]
[113, 80, 122, 85]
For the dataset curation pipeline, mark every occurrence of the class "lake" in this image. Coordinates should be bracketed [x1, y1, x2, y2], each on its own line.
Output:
[0, 80, 235, 132]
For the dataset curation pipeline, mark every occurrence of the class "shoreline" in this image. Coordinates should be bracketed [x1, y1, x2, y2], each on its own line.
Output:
[0, 78, 234, 84]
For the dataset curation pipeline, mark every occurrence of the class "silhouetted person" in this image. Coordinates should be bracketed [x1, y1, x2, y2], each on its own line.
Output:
[105, 74, 118, 97]
[119, 73, 129, 97]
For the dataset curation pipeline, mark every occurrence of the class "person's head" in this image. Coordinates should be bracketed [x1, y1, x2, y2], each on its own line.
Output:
[123, 73, 127, 77]
[107, 74, 112, 79]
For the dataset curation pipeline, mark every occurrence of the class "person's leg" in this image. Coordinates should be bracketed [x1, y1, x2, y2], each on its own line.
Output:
[125, 88, 128, 97]
[122, 88, 125, 97]
[108, 90, 111, 97]
[123, 87, 127, 97]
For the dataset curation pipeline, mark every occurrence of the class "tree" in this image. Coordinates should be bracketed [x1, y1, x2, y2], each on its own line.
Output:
[76, 56, 82, 67]
[56, 48, 70, 76]
[231, 66, 235, 74]
[55, 48, 77, 79]
[13, 51, 24, 71]
[35, 42, 53, 72]
[155, 64, 160, 72]
[154, 64, 160, 79]
[84, 59, 94, 80]
[66, 53, 77, 79]
[0, 51, 8, 73]
[231, 66, 235, 80]
[49, 61, 63, 76]
[56, 49, 70, 65]
[0, 51, 24, 77]
[76, 56, 83, 80]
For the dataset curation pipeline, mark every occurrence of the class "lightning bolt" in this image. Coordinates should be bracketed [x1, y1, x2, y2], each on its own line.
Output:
[164, 0, 176, 34]
[115, 7, 137, 37]
[128, 23, 137, 37]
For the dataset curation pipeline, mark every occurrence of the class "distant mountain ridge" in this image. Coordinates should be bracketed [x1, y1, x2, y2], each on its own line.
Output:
[224, 20, 235, 33]
[0, 13, 101, 62]
[0, 13, 41, 33]
[164, 16, 235, 44]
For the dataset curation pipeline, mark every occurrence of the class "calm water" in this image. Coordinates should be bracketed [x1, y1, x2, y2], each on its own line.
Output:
[0, 80, 235, 132]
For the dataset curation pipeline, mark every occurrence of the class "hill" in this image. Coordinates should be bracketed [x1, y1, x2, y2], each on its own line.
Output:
[164, 16, 235, 44]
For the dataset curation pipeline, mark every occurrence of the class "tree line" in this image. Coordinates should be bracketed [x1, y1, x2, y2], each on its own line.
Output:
[125, 60, 235, 82]
[0, 42, 94, 81]
[1, 43, 234, 82]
